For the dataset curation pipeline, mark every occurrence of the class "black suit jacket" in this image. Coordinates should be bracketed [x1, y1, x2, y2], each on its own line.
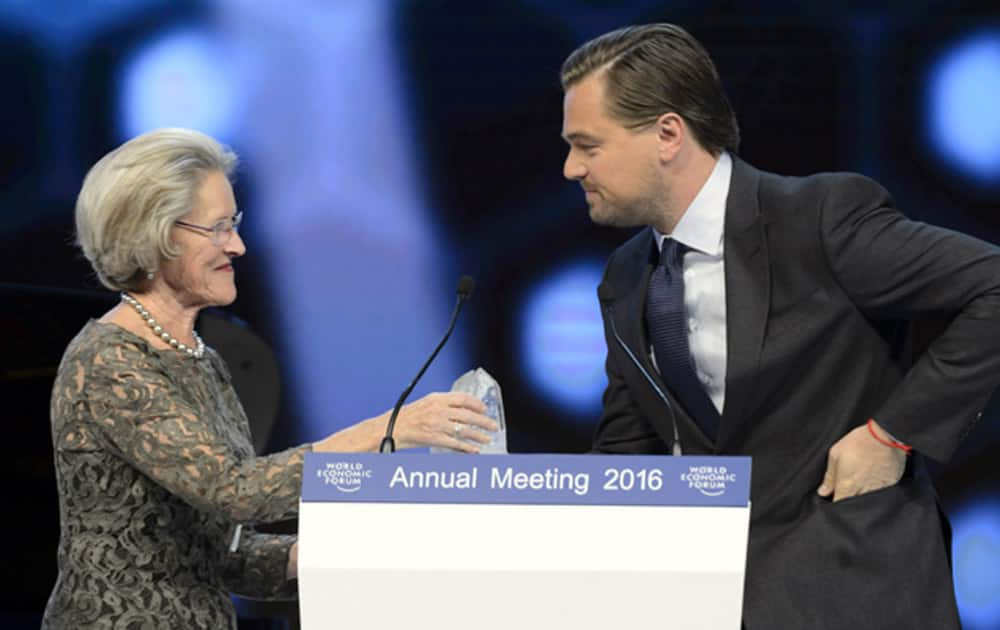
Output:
[594, 157, 1000, 629]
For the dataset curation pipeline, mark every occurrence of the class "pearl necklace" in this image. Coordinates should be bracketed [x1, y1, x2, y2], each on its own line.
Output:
[120, 292, 205, 359]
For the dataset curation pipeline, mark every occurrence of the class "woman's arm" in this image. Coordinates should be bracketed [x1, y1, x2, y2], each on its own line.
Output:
[82, 341, 306, 524]
[80, 342, 496, 523]
[217, 528, 298, 600]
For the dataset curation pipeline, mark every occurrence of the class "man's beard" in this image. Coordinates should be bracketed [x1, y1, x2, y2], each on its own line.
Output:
[588, 175, 667, 229]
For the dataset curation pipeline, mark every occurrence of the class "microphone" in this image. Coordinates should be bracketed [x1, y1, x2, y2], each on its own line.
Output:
[598, 283, 682, 456]
[379, 275, 476, 453]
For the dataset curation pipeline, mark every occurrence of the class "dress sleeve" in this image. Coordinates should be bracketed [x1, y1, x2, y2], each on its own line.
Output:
[218, 529, 298, 600]
[85, 339, 310, 524]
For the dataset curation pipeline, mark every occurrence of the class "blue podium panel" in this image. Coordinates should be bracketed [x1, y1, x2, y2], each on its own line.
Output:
[303, 453, 750, 507]
[299, 453, 751, 630]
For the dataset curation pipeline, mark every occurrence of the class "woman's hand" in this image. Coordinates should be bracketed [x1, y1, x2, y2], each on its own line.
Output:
[287, 541, 298, 581]
[312, 392, 499, 453]
[391, 392, 498, 452]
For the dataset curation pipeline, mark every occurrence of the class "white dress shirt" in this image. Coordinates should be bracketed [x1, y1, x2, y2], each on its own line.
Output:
[651, 152, 731, 414]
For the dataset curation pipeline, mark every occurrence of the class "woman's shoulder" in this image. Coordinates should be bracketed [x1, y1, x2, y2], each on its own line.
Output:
[67, 319, 156, 361]
[56, 319, 232, 404]
[56, 320, 168, 389]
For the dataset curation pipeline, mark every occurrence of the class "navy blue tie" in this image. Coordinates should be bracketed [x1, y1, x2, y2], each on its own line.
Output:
[646, 239, 720, 441]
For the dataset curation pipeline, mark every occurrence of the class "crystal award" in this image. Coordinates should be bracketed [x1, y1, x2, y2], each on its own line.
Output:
[431, 367, 507, 454]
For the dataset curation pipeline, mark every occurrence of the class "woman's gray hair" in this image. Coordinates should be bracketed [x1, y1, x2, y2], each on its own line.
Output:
[75, 128, 238, 291]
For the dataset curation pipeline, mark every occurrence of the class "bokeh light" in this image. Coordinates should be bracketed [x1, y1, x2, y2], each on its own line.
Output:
[521, 260, 607, 415]
[119, 27, 242, 142]
[952, 497, 1000, 629]
[925, 30, 1000, 184]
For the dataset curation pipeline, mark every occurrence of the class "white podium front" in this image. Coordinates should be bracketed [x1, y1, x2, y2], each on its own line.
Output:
[299, 453, 751, 630]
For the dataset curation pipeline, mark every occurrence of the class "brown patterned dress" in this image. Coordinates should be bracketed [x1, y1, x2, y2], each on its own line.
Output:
[43, 320, 310, 629]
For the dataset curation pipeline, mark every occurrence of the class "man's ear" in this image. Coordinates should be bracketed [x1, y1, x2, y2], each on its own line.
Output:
[655, 112, 685, 162]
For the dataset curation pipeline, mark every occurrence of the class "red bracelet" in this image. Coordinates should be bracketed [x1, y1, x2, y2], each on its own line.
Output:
[867, 419, 912, 454]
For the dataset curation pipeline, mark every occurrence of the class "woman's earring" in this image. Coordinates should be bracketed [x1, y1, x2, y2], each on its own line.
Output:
[147, 271, 155, 281]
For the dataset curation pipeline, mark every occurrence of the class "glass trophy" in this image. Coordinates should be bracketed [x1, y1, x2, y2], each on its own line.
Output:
[431, 367, 507, 454]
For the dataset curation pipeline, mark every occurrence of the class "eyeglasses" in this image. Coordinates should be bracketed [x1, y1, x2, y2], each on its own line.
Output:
[175, 211, 243, 246]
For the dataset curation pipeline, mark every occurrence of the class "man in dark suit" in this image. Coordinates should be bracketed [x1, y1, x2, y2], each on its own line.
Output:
[560, 24, 1000, 629]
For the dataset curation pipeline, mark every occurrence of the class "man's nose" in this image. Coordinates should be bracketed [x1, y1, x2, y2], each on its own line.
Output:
[563, 152, 586, 180]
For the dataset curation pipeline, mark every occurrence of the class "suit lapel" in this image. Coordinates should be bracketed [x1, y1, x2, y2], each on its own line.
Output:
[719, 157, 769, 447]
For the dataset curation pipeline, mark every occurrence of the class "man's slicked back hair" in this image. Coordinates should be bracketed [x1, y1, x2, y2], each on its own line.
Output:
[561, 23, 740, 155]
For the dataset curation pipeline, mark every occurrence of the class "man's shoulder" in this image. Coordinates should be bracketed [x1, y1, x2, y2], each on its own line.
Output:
[599, 227, 654, 293]
[748, 160, 889, 206]
[607, 227, 653, 267]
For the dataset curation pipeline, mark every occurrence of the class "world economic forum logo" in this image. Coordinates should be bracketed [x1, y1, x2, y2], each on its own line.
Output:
[680, 465, 737, 497]
[317, 461, 372, 493]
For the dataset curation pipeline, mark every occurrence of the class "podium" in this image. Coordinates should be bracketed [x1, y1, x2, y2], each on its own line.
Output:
[299, 453, 751, 629]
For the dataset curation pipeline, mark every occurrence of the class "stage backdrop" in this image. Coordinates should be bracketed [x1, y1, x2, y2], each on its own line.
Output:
[1, 1, 998, 628]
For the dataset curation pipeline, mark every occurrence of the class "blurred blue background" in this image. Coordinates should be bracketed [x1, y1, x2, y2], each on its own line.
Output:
[2, 1, 998, 628]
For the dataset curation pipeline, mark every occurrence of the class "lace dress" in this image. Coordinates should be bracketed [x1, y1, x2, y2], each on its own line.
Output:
[43, 320, 310, 629]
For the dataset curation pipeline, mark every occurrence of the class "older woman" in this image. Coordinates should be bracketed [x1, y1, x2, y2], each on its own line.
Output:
[43, 128, 497, 629]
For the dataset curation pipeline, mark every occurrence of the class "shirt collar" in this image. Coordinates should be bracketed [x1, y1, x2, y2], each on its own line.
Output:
[653, 151, 732, 256]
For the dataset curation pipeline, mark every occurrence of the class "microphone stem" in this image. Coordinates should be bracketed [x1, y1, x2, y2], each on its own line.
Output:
[379, 294, 467, 453]
[602, 301, 683, 456]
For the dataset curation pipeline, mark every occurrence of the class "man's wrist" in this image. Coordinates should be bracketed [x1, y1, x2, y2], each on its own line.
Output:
[867, 418, 912, 454]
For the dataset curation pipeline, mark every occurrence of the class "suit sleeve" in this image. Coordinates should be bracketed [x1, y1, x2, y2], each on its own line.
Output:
[591, 255, 671, 455]
[591, 346, 670, 454]
[820, 174, 1000, 462]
